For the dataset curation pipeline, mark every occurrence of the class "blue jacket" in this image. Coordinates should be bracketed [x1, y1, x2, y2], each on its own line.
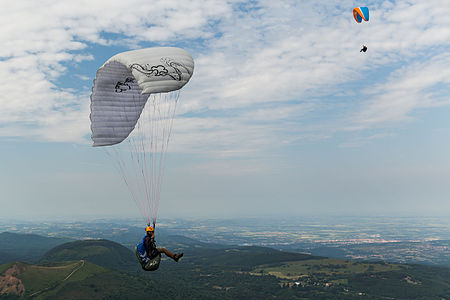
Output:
[137, 235, 156, 256]
[137, 236, 147, 255]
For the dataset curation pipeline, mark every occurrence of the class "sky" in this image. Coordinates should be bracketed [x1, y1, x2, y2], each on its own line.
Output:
[1, 0, 450, 221]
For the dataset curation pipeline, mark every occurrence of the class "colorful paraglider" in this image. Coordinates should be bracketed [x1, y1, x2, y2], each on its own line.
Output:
[353, 7, 369, 23]
[353, 7, 370, 52]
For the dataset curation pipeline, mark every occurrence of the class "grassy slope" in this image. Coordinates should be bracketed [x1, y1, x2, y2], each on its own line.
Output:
[40, 239, 139, 273]
[0, 261, 104, 297]
[0, 260, 153, 299]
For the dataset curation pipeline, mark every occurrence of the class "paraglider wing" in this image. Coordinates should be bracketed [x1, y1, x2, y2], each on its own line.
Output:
[353, 7, 369, 23]
[90, 47, 194, 226]
[90, 47, 194, 146]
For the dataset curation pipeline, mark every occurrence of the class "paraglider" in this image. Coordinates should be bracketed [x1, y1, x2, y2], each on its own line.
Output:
[353, 7, 369, 23]
[90, 47, 194, 270]
[135, 226, 183, 271]
[353, 7, 370, 53]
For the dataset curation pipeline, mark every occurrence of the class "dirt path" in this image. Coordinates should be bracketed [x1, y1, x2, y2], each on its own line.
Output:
[30, 260, 85, 298]
[63, 260, 85, 281]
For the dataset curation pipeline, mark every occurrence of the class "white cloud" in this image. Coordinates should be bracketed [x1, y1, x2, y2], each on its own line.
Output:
[0, 0, 230, 143]
[1, 0, 450, 161]
[349, 53, 450, 129]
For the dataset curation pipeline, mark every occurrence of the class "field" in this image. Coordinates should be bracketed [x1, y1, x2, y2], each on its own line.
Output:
[253, 258, 403, 279]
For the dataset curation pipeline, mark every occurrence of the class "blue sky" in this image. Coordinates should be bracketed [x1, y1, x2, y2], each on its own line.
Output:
[1, 0, 450, 221]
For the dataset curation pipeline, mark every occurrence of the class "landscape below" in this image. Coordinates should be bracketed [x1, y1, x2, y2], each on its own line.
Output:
[1, 232, 449, 299]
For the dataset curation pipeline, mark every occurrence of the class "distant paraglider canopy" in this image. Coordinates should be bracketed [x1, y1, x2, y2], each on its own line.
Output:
[353, 7, 369, 23]
[90, 47, 194, 226]
[353, 7, 370, 52]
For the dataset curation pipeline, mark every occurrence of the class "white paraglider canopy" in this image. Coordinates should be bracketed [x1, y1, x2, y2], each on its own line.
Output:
[90, 47, 194, 225]
[90, 47, 194, 146]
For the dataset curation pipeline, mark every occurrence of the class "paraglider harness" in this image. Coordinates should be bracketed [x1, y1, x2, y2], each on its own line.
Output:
[136, 222, 161, 271]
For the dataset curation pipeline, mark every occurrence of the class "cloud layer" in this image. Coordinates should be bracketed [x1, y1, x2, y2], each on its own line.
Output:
[1, 0, 450, 155]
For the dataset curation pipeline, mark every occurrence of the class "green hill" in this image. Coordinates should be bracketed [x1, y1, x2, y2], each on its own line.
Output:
[1, 236, 450, 299]
[0, 232, 72, 265]
[0, 260, 159, 299]
[40, 239, 138, 273]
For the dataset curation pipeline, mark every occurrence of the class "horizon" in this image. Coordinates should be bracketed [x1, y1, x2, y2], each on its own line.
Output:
[1, 212, 449, 225]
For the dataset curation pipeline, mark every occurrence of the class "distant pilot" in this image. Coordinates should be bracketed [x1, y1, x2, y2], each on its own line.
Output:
[136, 226, 183, 270]
[360, 45, 368, 52]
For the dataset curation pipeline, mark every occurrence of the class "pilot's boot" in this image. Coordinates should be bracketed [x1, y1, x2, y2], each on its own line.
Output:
[173, 253, 184, 262]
